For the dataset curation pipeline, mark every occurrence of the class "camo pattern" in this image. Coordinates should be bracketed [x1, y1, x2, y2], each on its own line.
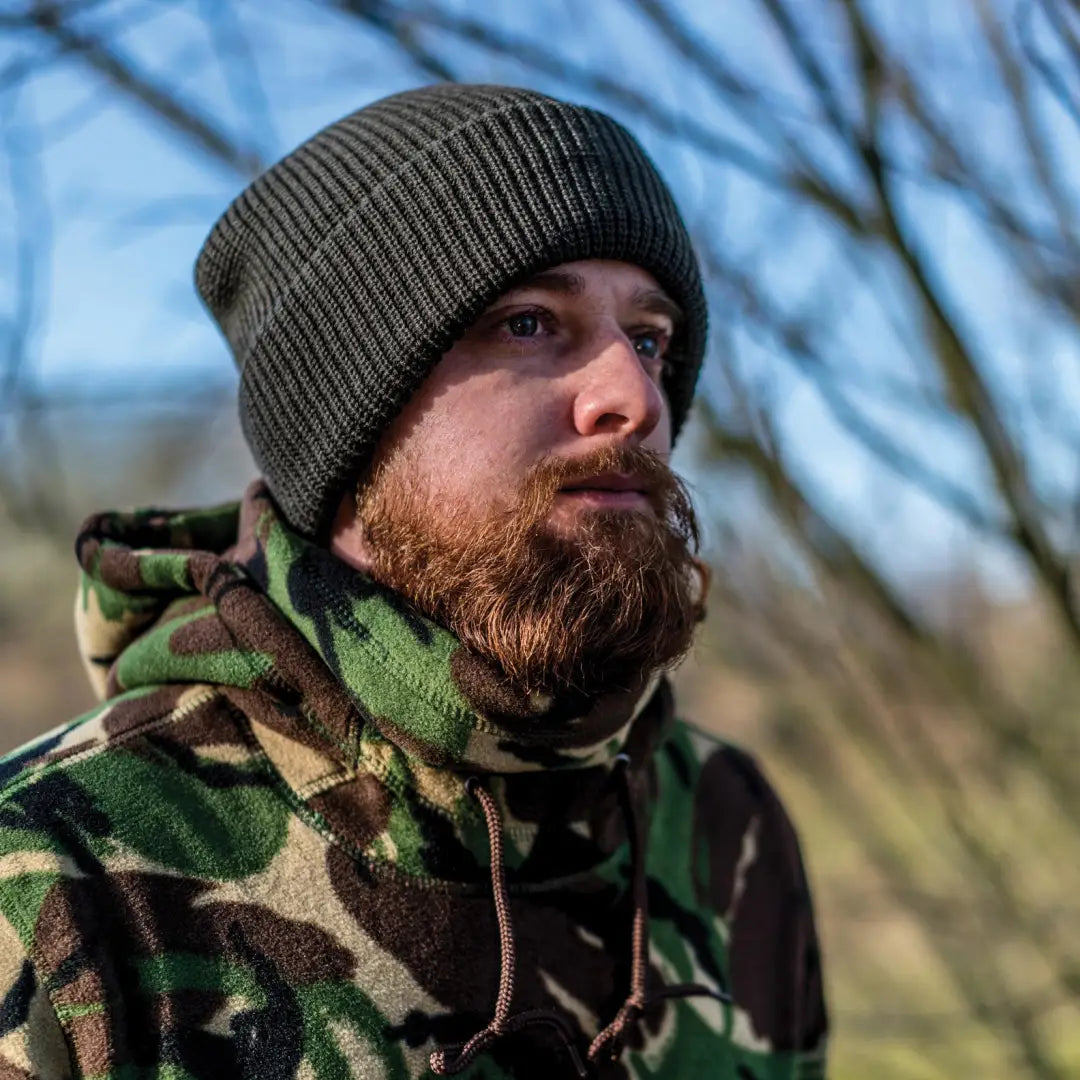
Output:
[0, 482, 827, 1078]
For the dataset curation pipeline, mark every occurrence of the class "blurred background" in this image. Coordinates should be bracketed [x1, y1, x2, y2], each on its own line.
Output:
[2, 0, 1080, 1075]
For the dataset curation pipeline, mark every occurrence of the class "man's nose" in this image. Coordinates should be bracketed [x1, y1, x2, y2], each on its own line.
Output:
[571, 333, 666, 440]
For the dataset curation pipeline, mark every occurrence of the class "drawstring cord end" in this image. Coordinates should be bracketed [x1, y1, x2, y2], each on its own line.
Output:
[430, 757, 729, 1075]
[429, 777, 590, 1078]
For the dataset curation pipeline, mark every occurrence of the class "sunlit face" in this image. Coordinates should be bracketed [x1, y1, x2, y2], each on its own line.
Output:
[332, 259, 680, 565]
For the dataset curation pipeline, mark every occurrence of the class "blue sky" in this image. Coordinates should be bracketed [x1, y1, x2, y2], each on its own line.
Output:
[3, 0, 1075, 595]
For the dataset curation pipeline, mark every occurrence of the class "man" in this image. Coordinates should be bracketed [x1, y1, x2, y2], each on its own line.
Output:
[0, 85, 827, 1078]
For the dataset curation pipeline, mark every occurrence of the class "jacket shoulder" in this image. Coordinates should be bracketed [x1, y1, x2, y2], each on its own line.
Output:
[658, 719, 828, 1059]
[659, 719, 813, 904]
[0, 684, 290, 1079]
[0, 683, 224, 795]
[0, 679, 292, 947]
[660, 719, 792, 820]
[0, 682, 284, 893]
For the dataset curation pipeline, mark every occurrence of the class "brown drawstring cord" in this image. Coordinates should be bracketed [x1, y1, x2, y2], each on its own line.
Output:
[587, 753, 648, 1063]
[429, 778, 588, 1078]
[430, 762, 732, 1076]
[587, 753, 733, 1065]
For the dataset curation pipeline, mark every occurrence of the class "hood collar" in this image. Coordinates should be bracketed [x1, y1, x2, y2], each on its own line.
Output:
[75, 481, 660, 777]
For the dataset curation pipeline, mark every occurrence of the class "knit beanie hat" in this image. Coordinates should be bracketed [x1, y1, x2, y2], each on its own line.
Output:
[195, 84, 708, 539]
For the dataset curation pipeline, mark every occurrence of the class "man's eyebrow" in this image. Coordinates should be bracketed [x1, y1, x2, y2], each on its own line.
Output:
[499, 271, 682, 326]
[630, 287, 683, 328]
[509, 269, 587, 297]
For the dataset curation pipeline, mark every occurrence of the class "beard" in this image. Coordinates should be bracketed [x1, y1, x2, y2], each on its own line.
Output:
[355, 443, 705, 698]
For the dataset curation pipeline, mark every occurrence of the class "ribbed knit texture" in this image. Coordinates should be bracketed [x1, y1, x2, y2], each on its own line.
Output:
[195, 84, 707, 539]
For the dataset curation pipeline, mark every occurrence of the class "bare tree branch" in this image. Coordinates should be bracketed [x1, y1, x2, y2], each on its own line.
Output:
[977, 0, 1080, 253]
[331, 0, 882, 234]
[9, 1, 266, 177]
[1021, 0, 1080, 127]
[197, 0, 280, 157]
[329, 0, 460, 83]
[0, 78, 68, 538]
[697, 393, 933, 644]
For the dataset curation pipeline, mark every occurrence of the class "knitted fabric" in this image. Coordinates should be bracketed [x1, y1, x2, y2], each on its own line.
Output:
[195, 83, 707, 538]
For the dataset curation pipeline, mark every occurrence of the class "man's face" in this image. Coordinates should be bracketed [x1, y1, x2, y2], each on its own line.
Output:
[346, 259, 678, 538]
[332, 259, 701, 697]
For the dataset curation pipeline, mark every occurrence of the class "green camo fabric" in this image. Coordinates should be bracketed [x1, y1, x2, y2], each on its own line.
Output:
[0, 481, 827, 1078]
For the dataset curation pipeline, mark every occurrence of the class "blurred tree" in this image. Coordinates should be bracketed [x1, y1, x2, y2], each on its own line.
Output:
[2, 1, 1080, 1077]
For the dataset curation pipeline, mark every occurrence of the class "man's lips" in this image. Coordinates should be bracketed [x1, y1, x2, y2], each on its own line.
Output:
[556, 473, 650, 509]
[560, 472, 647, 494]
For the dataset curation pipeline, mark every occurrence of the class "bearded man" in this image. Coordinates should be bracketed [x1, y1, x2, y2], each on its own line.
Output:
[0, 85, 827, 1079]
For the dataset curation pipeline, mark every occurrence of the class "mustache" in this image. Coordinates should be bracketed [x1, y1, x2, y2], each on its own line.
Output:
[515, 444, 695, 534]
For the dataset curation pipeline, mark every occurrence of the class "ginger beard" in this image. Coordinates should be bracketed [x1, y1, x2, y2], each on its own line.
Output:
[356, 444, 705, 698]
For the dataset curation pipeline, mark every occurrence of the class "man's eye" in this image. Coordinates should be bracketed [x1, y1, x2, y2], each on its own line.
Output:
[634, 332, 664, 360]
[507, 313, 540, 337]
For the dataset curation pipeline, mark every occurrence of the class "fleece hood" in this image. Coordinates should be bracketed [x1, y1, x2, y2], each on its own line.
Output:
[75, 480, 662, 779]
[73, 480, 674, 888]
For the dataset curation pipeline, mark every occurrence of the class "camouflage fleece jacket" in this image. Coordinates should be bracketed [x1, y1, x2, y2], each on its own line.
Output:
[0, 482, 827, 1079]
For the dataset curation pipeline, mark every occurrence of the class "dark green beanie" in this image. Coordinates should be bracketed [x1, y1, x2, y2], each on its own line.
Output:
[195, 83, 707, 539]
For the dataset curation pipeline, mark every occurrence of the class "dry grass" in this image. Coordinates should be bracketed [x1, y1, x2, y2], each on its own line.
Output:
[675, 562, 1080, 1079]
